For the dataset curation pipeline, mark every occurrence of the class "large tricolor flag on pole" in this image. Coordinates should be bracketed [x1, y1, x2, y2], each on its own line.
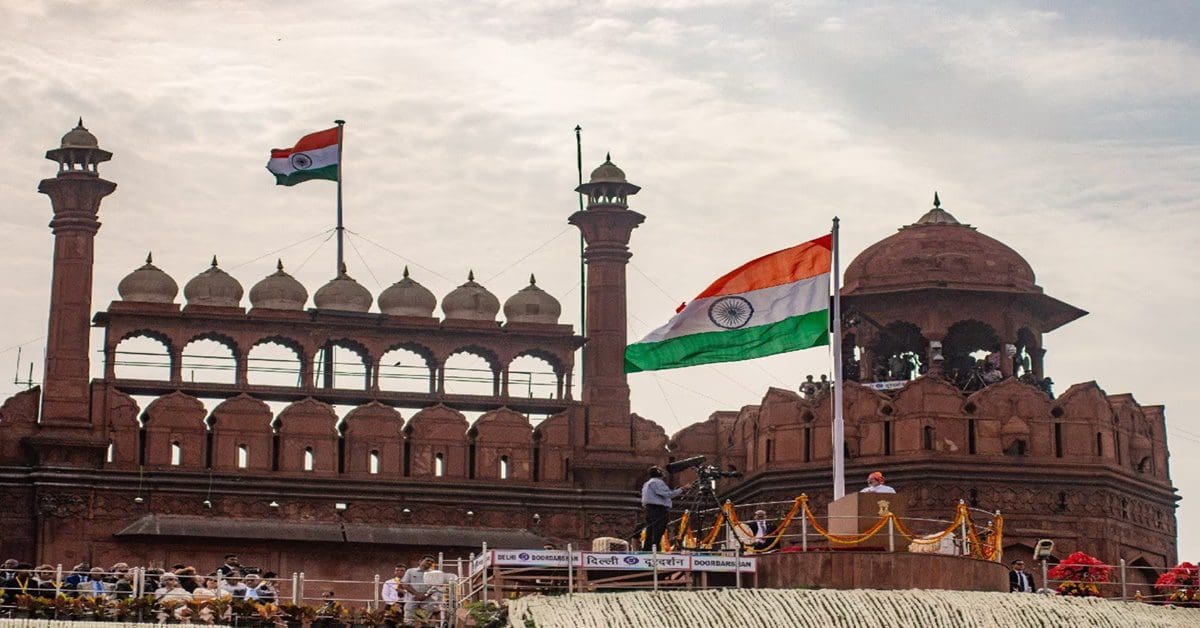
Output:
[266, 126, 341, 186]
[625, 234, 832, 373]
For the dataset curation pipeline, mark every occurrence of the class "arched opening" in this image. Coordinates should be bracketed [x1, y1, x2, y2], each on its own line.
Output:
[113, 334, 172, 380]
[180, 337, 237, 385]
[870, 322, 926, 382]
[1014, 327, 1039, 380]
[443, 349, 498, 396]
[434, 452, 445, 477]
[1004, 439, 1027, 456]
[237, 444, 249, 469]
[923, 426, 935, 451]
[369, 450, 381, 474]
[499, 455, 509, 480]
[303, 447, 315, 471]
[508, 354, 561, 399]
[248, 339, 305, 387]
[944, 320, 1002, 391]
[170, 441, 182, 466]
[106, 443, 115, 464]
[378, 346, 435, 393]
[314, 341, 370, 391]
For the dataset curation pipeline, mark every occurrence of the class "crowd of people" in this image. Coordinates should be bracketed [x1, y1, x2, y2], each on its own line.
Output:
[0, 554, 279, 605]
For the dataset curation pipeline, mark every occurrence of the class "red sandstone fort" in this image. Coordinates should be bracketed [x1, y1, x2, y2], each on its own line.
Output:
[0, 123, 1178, 591]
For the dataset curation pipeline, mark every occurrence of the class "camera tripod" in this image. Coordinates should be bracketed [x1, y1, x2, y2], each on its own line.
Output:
[679, 477, 736, 550]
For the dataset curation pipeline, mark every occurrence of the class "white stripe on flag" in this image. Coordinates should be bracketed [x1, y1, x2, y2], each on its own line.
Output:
[267, 143, 339, 176]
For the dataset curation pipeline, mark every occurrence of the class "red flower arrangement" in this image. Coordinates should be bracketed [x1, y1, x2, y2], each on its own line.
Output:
[1154, 562, 1198, 606]
[1047, 551, 1111, 597]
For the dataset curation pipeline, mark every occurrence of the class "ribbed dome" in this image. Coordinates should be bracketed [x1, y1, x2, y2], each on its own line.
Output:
[183, 256, 243, 307]
[378, 266, 436, 317]
[442, 271, 500, 321]
[61, 118, 98, 148]
[589, 153, 626, 183]
[843, 194, 1037, 296]
[503, 274, 561, 324]
[313, 266, 373, 312]
[249, 259, 308, 310]
[117, 253, 178, 304]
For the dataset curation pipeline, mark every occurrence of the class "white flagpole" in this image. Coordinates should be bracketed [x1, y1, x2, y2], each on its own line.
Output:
[334, 119, 346, 275]
[831, 217, 846, 499]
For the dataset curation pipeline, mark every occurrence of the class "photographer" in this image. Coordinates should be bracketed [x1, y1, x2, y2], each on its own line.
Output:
[640, 466, 684, 552]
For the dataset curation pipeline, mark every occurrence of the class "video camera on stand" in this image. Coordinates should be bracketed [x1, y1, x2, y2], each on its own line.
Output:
[666, 455, 743, 484]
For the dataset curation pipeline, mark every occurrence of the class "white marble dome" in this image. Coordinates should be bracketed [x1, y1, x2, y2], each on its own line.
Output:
[313, 266, 373, 312]
[378, 267, 436, 317]
[441, 271, 500, 321]
[249, 260, 308, 310]
[503, 274, 561, 324]
[117, 253, 178, 304]
[183, 256, 243, 307]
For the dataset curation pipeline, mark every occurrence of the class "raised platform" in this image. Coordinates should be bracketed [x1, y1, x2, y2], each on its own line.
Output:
[756, 551, 1009, 592]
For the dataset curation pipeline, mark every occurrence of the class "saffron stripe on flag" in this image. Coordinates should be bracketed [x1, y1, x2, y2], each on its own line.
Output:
[695, 235, 832, 299]
[271, 127, 340, 157]
[624, 310, 829, 373]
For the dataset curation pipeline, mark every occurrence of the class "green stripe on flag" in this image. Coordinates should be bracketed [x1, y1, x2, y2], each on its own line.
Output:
[273, 164, 339, 186]
[624, 309, 829, 373]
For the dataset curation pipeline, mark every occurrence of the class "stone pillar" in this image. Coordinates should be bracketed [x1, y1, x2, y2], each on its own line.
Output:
[569, 157, 645, 450]
[37, 121, 116, 427]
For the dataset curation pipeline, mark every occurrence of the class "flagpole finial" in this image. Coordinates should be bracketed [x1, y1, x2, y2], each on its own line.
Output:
[334, 119, 345, 126]
[403, 265, 410, 278]
[575, 125, 581, 133]
[933, 191, 941, 208]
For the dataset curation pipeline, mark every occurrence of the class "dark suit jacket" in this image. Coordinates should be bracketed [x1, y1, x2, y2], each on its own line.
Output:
[1009, 569, 1035, 592]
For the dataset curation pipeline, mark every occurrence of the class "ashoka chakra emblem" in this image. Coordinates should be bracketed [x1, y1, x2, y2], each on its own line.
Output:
[290, 152, 314, 170]
[708, 296, 754, 329]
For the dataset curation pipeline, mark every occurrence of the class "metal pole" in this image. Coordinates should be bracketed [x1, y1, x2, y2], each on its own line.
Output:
[567, 543, 574, 598]
[652, 544, 659, 592]
[291, 572, 299, 604]
[1120, 558, 1127, 600]
[887, 516, 895, 553]
[575, 125, 586, 389]
[959, 501, 969, 556]
[1041, 560, 1048, 594]
[437, 552, 444, 571]
[735, 538, 742, 589]
[372, 574, 380, 610]
[334, 119, 346, 275]
[831, 218, 846, 499]
[801, 511, 808, 552]
[299, 572, 306, 603]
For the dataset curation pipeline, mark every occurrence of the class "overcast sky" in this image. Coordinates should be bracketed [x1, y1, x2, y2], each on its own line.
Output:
[2, 1, 1197, 561]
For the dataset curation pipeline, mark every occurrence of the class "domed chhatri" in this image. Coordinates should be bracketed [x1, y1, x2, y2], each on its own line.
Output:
[442, 270, 500, 321]
[249, 259, 308, 310]
[117, 252, 178, 304]
[589, 153, 626, 183]
[313, 265, 373, 313]
[378, 266, 437, 317]
[843, 194, 1037, 296]
[183, 256, 244, 307]
[60, 117, 99, 149]
[503, 274, 561, 324]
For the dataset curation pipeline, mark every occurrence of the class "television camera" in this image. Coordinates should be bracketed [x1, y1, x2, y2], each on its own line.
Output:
[665, 455, 743, 484]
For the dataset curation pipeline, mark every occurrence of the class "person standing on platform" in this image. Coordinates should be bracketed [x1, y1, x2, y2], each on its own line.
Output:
[640, 466, 684, 552]
[860, 471, 896, 494]
[1009, 559, 1036, 592]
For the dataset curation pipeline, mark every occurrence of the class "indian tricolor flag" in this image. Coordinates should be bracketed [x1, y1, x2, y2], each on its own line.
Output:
[625, 234, 832, 373]
[266, 126, 340, 186]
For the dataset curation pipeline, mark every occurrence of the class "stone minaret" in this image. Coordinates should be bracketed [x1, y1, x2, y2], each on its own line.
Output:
[569, 156, 644, 454]
[37, 120, 116, 426]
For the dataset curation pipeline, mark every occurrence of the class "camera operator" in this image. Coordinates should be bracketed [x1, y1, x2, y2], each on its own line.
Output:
[640, 466, 685, 552]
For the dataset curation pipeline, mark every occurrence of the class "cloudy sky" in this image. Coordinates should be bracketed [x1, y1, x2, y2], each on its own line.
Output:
[2, 1, 1197, 561]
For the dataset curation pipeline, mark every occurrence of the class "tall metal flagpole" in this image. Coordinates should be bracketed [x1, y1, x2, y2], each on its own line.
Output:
[334, 119, 346, 275]
[575, 125, 586, 387]
[831, 217, 846, 499]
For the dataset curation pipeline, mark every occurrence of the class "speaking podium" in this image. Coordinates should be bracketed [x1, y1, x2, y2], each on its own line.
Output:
[827, 491, 904, 550]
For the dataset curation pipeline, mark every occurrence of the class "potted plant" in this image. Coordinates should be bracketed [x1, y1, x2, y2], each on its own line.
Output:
[1154, 561, 1199, 607]
[1047, 551, 1112, 597]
